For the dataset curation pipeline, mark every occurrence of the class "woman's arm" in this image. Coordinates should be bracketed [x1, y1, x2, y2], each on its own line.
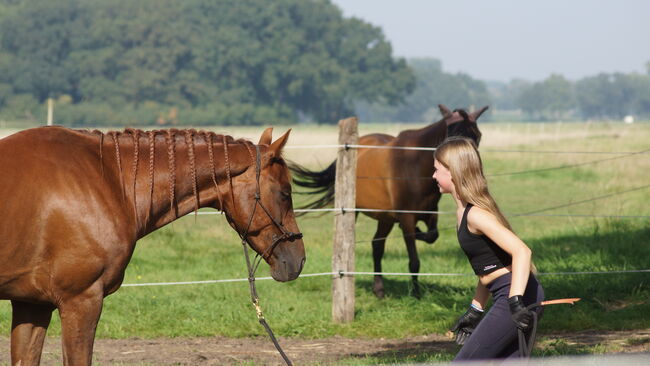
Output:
[467, 207, 532, 297]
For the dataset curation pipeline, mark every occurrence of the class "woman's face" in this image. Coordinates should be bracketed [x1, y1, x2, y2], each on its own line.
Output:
[433, 159, 454, 194]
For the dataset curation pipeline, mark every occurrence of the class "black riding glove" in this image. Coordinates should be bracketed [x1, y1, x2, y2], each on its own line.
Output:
[450, 305, 484, 345]
[508, 295, 533, 330]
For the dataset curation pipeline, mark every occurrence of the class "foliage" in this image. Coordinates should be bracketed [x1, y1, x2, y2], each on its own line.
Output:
[357, 60, 650, 123]
[355, 58, 492, 122]
[0, 0, 414, 125]
[516, 74, 574, 120]
[575, 72, 650, 119]
[503, 71, 650, 120]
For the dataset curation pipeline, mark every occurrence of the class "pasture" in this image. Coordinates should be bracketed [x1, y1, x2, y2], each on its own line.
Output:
[0, 121, 649, 364]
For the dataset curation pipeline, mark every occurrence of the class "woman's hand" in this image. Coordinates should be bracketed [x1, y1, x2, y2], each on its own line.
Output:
[508, 295, 533, 330]
[450, 305, 484, 345]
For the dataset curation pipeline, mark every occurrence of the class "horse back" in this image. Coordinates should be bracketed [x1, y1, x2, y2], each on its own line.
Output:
[0, 127, 109, 202]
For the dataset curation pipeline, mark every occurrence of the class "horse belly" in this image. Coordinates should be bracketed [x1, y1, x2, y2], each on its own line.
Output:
[355, 147, 396, 220]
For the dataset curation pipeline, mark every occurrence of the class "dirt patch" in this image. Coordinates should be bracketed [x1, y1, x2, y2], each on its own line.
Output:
[1, 330, 649, 365]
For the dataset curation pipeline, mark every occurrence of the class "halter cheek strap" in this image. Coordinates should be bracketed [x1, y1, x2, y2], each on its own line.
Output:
[237, 144, 303, 263]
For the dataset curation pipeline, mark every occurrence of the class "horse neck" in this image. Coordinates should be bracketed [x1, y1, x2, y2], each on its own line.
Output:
[101, 129, 254, 238]
[412, 119, 448, 147]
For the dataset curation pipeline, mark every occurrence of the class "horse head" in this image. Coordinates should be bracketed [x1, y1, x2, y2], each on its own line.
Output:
[223, 128, 305, 282]
[439, 104, 488, 146]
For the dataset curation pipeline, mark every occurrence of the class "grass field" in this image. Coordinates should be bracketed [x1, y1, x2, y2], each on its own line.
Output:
[1, 121, 649, 363]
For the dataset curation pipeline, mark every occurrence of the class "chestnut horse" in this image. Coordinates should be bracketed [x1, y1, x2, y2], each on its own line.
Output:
[291, 105, 486, 298]
[0, 126, 305, 365]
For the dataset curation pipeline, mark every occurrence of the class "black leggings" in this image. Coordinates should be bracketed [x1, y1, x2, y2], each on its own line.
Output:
[453, 272, 544, 361]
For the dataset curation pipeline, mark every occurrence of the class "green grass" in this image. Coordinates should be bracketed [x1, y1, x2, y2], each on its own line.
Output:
[1, 122, 649, 363]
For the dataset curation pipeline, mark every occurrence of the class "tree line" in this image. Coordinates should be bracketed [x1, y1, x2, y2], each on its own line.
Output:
[490, 66, 650, 121]
[356, 60, 650, 123]
[0, 0, 414, 126]
[0, 0, 648, 126]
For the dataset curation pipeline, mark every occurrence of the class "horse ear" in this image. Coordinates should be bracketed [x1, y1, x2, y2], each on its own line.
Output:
[438, 104, 452, 118]
[268, 129, 291, 158]
[258, 127, 273, 145]
[471, 106, 489, 121]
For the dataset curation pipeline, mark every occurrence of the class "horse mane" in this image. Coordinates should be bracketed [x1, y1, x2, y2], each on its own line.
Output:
[79, 128, 254, 223]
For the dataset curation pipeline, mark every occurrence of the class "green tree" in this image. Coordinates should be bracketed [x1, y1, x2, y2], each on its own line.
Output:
[0, 0, 414, 125]
[489, 79, 531, 111]
[516, 74, 574, 120]
[355, 58, 490, 122]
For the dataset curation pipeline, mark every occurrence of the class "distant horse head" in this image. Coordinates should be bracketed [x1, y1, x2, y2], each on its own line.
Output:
[223, 128, 305, 282]
[439, 104, 488, 146]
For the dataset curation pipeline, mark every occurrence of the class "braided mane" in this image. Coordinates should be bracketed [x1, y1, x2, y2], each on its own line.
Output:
[82, 128, 255, 223]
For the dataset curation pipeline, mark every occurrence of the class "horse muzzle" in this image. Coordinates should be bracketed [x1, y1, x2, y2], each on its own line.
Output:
[269, 238, 306, 282]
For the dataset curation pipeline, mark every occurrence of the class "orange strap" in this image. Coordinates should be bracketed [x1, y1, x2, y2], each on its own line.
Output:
[540, 298, 581, 306]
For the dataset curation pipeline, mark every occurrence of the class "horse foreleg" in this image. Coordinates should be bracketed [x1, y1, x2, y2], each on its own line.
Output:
[400, 215, 421, 299]
[371, 220, 394, 299]
[418, 211, 440, 244]
[10, 301, 55, 366]
[58, 285, 104, 366]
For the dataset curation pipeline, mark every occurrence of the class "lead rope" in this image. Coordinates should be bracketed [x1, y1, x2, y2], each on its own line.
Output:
[236, 144, 293, 366]
[518, 311, 538, 359]
[518, 298, 581, 359]
[241, 240, 293, 366]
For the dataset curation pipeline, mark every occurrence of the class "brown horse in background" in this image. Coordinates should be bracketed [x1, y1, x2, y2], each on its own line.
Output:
[290, 104, 486, 298]
[0, 126, 305, 365]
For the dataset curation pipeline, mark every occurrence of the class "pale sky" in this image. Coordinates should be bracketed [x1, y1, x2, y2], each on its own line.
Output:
[330, 0, 650, 82]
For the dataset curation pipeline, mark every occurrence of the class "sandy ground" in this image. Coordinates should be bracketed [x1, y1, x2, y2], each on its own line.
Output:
[1, 330, 649, 365]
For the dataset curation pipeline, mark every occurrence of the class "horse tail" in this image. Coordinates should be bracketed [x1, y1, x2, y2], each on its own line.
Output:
[288, 160, 336, 211]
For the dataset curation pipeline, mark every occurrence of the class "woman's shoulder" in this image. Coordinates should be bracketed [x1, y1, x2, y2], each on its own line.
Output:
[466, 205, 501, 232]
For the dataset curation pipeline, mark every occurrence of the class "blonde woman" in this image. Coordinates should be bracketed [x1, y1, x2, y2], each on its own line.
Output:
[432, 137, 544, 360]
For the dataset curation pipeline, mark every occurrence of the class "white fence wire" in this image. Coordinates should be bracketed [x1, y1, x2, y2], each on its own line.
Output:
[122, 269, 650, 288]
[126, 140, 649, 289]
[285, 144, 650, 155]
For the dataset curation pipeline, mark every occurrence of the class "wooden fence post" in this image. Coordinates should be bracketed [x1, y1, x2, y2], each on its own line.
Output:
[47, 98, 54, 126]
[332, 117, 358, 323]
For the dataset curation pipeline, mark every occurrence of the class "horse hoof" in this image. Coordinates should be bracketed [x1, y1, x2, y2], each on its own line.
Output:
[410, 287, 422, 299]
[373, 288, 385, 299]
[425, 230, 439, 244]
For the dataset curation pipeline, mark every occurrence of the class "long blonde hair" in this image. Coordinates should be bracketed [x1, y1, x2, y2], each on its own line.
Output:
[434, 137, 511, 230]
[435, 137, 537, 273]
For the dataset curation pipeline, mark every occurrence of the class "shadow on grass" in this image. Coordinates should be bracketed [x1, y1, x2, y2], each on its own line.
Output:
[362, 222, 649, 333]
[356, 276, 470, 303]
[528, 223, 650, 331]
[345, 339, 456, 364]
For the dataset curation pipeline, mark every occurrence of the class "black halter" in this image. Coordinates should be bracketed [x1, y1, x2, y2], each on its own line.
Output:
[229, 143, 302, 366]
[239, 144, 303, 267]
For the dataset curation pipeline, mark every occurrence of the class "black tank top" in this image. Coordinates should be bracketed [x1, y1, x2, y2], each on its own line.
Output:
[457, 204, 512, 275]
